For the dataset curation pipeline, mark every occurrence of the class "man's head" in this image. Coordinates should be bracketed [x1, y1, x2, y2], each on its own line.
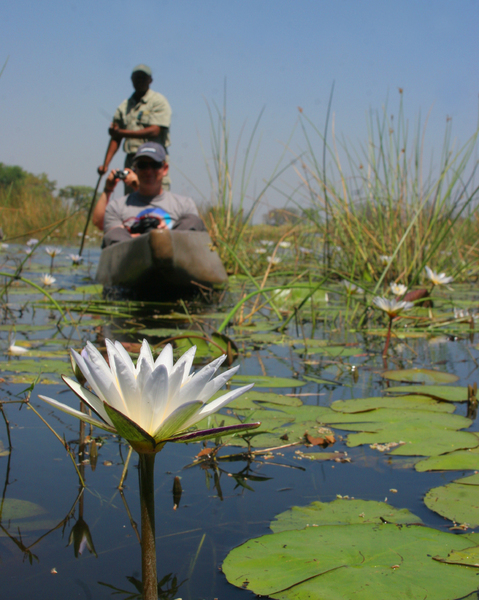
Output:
[131, 64, 152, 96]
[132, 143, 168, 196]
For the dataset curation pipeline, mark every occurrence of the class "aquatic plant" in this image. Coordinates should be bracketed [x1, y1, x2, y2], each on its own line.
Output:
[40, 273, 56, 286]
[425, 265, 453, 287]
[372, 296, 414, 356]
[38, 339, 259, 600]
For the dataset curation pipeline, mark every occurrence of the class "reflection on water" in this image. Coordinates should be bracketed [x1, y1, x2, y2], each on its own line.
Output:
[0, 244, 478, 599]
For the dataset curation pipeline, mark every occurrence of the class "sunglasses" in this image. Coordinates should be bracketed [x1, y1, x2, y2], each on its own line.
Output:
[135, 161, 164, 171]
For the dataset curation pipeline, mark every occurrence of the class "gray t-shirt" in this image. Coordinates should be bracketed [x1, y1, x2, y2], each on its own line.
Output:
[104, 190, 199, 233]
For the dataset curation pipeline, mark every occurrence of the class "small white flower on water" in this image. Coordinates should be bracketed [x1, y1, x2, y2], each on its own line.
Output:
[8, 336, 28, 355]
[0, 243, 9, 249]
[260, 240, 274, 246]
[254, 248, 267, 254]
[26, 238, 39, 247]
[41, 274, 56, 286]
[267, 256, 281, 264]
[425, 266, 453, 286]
[25, 247, 33, 255]
[38, 340, 257, 453]
[379, 255, 392, 266]
[390, 282, 407, 296]
[299, 247, 312, 254]
[77, 232, 83, 237]
[342, 280, 364, 295]
[69, 254, 84, 264]
[45, 247, 62, 258]
[372, 296, 414, 318]
[279, 241, 291, 249]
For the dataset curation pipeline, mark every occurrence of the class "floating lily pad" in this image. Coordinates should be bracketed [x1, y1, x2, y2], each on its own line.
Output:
[228, 390, 302, 410]
[416, 446, 479, 472]
[223, 509, 479, 599]
[331, 395, 455, 414]
[0, 498, 46, 520]
[381, 369, 459, 384]
[386, 385, 468, 402]
[231, 375, 306, 388]
[0, 359, 69, 375]
[270, 498, 421, 532]
[424, 474, 479, 527]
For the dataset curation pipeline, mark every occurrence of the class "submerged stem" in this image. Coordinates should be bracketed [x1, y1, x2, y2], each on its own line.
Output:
[383, 317, 393, 357]
[139, 453, 157, 600]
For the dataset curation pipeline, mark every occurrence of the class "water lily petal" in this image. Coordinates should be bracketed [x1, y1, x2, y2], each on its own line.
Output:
[141, 363, 169, 434]
[197, 365, 240, 402]
[154, 343, 174, 372]
[38, 395, 116, 433]
[136, 339, 155, 381]
[178, 354, 227, 403]
[152, 400, 203, 441]
[170, 345, 196, 384]
[111, 352, 141, 423]
[113, 341, 136, 374]
[181, 383, 255, 429]
[74, 348, 125, 413]
[62, 376, 113, 426]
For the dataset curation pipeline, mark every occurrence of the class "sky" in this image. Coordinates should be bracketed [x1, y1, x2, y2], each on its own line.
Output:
[1, 0, 478, 221]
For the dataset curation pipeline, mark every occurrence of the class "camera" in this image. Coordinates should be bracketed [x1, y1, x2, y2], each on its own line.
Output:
[113, 169, 129, 181]
[129, 216, 161, 234]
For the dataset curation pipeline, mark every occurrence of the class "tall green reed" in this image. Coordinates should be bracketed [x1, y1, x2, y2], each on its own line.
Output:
[296, 92, 479, 286]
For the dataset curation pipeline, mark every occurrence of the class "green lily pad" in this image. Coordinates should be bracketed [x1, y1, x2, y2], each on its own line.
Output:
[416, 447, 479, 472]
[0, 498, 46, 520]
[424, 474, 479, 527]
[223, 522, 479, 599]
[386, 385, 468, 402]
[228, 390, 302, 410]
[270, 498, 421, 533]
[231, 375, 306, 388]
[331, 395, 455, 414]
[0, 359, 70, 375]
[381, 369, 459, 384]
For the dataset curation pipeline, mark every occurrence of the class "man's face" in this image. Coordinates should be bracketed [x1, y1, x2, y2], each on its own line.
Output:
[134, 157, 168, 189]
[131, 71, 152, 94]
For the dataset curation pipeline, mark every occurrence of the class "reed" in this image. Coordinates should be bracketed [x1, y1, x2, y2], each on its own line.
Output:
[295, 92, 479, 287]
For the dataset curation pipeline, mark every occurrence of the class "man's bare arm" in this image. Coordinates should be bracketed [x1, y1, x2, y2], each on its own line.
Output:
[109, 123, 161, 139]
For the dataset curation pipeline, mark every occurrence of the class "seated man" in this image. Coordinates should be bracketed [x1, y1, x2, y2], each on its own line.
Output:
[102, 142, 206, 247]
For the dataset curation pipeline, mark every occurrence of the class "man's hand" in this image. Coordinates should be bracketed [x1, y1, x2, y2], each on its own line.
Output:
[98, 164, 108, 175]
[156, 217, 168, 230]
[124, 169, 139, 191]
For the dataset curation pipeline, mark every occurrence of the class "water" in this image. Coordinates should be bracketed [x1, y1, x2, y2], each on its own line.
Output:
[0, 244, 478, 599]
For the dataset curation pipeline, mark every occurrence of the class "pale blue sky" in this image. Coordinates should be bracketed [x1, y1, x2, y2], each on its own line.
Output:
[1, 0, 478, 218]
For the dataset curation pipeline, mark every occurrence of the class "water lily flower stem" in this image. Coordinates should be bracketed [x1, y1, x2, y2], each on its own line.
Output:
[383, 316, 394, 357]
[139, 453, 158, 600]
[0, 272, 66, 320]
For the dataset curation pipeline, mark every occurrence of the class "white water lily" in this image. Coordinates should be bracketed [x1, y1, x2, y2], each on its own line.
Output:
[254, 248, 267, 254]
[8, 336, 28, 355]
[425, 266, 453, 286]
[390, 282, 407, 296]
[379, 255, 392, 266]
[342, 280, 364, 295]
[45, 247, 62, 257]
[26, 238, 39, 247]
[372, 296, 414, 318]
[69, 254, 84, 264]
[25, 247, 33, 255]
[267, 256, 281, 264]
[41, 273, 56, 286]
[38, 340, 258, 454]
[279, 241, 291, 249]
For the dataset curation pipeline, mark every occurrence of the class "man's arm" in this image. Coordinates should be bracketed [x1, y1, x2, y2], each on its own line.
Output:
[109, 123, 161, 139]
[93, 169, 139, 231]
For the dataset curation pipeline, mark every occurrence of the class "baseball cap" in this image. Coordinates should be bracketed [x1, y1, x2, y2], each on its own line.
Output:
[131, 64, 152, 77]
[133, 142, 167, 163]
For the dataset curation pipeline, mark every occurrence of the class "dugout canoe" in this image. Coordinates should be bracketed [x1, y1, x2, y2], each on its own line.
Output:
[96, 229, 228, 298]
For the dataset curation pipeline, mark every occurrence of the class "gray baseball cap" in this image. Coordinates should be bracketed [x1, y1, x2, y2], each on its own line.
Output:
[131, 64, 152, 76]
[133, 142, 166, 163]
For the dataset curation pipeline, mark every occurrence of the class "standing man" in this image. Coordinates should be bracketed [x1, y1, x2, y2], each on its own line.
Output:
[98, 64, 172, 190]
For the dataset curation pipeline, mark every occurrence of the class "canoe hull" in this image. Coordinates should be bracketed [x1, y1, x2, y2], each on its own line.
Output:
[96, 230, 227, 297]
